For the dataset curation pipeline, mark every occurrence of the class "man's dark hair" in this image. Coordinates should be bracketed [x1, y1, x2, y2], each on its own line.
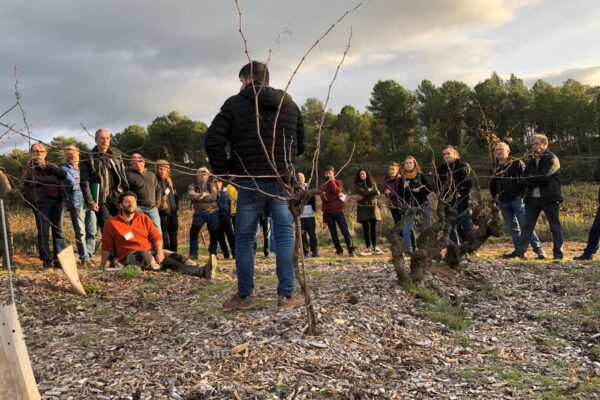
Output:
[324, 166, 335, 173]
[119, 191, 137, 203]
[239, 61, 269, 85]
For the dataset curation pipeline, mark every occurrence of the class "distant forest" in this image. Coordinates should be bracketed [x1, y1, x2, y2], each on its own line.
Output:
[2, 72, 599, 184]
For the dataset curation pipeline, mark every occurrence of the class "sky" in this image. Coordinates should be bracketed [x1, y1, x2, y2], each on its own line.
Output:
[1, 0, 599, 151]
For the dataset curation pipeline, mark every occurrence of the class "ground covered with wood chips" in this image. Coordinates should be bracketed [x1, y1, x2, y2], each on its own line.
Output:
[1, 242, 599, 399]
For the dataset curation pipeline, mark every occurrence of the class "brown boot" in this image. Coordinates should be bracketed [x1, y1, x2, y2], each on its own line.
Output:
[277, 295, 305, 309]
[222, 294, 254, 312]
[202, 254, 218, 280]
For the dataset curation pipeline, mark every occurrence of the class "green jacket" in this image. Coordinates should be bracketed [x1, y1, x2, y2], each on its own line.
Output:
[355, 180, 381, 222]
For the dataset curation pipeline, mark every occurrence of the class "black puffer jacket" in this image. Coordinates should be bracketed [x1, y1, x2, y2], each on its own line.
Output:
[520, 150, 562, 203]
[204, 83, 305, 177]
[489, 158, 525, 203]
[436, 159, 472, 211]
[399, 172, 432, 207]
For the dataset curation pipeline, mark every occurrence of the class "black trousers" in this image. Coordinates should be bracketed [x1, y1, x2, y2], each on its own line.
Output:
[323, 212, 353, 254]
[300, 216, 318, 254]
[360, 219, 378, 248]
[390, 208, 403, 225]
[160, 213, 179, 252]
[218, 216, 236, 258]
[515, 198, 563, 256]
[97, 201, 119, 230]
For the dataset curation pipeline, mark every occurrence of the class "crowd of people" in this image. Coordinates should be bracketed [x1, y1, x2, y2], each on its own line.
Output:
[2, 61, 600, 312]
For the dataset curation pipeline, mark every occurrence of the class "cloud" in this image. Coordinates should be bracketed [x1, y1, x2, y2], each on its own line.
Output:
[523, 65, 600, 87]
[0, 0, 595, 153]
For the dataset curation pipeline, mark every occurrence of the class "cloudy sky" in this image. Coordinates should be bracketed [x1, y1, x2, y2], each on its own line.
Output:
[1, 0, 599, 150]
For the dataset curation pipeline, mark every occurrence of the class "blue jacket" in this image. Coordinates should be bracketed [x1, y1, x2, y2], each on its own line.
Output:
[61, 163, 85, 209]
[216, 189, 231, 219]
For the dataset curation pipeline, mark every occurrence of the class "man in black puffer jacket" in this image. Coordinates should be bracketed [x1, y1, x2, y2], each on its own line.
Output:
[490, 142, 545, 258]
[505, 134, 563, 260]
[205, 61, 305, 312]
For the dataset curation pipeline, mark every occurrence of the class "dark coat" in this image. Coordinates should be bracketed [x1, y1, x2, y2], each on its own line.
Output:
[594, 158, 600, 202]
[489, 158, 526, 203]
[22, 162, 67, 208]
[80, 146, 129, 206]
[399, 172, 432, 207]
[519, 150, 562, 203]
[320, 179, 345, 214]
[157, 179, 179, 216]
[126, 168, 160, 208]
[436, 159, 472, 211]
[204, 82, 305, 177]
[384, 175, 402, 208]
[355, 180, 381, 222]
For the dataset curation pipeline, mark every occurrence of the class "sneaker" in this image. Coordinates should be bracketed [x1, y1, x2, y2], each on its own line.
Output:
[536, 252, 547, 260]
[83, 259, 95, 268]
[372, 247, 384, 255]
[268, 252, 276, 258]
[202, 254, 218, 280]
[264, 251, 270, 257]
[311, 252, 320, 258]
[222, 294, 254, 312]
[573, 254, 592, 261]
[501, 252, 525, 259]
[277, 295, 305, 309]
[358, 248, 372, 256]
[303, 252, 310, 258]
[336, 251, 344, 257]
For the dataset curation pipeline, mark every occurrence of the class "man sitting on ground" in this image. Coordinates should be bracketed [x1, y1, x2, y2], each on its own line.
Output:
[100, 192, 217, 278]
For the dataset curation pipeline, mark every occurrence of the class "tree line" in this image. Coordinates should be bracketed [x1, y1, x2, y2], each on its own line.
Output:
[1, 72, 599, 183]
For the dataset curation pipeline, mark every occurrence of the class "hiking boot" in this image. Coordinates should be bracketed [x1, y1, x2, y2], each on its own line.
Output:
[358, 248, 372, 256]
[311, 252, 320, 258]
[222, 294, 254, 312]
[553, 253, 564, 261]
[372, 247, 384, 255]
[501, 252, 525, 259]
[573, 254, 592, 261]
[277, 295, 305, 309]
[202, 254, 218, 280]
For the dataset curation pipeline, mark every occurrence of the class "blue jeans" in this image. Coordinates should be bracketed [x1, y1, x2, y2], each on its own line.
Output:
[68, 205, 90, 261]
[138, 206, 161, 232]
[189, 212, 219, 255]
[446, 208, 473, 246]
[583, 206, 600, 257]
[85, 209, 97, 258]
[235, 179, 294, 297]
[36, 198, 65, 265]
[498, 198, 543, 254]
[402, 205, 431, 252]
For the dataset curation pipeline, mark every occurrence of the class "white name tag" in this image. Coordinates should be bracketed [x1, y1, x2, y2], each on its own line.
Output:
[339, 193, 347, 202]
[165, 188, 171, 195]
[124, 232, 134, 241]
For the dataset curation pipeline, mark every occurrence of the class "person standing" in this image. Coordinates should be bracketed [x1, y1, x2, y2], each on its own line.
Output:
[320, 166, 355, 257]
[574, 157, 600, 260]
[205, 61, 305, 311]
[188, 167, 219, 260]
[297, 172, 319, 258]
[399, 156, 432, 254]
[80, 128, 129, 230]
[22, 142, 67, 268]
[126, 153, 161, 231]
[505, 134, 563, 260]
[384, 162, 403, 224]
[490, 142, 545, 259]
[436, 146, 473, 245]
[216, 180, 235, 259]
[0, 168, 15, 267]
[61, 145, 94, 267]
[156, 159, 179, 252]
[354, 168, 383, 256]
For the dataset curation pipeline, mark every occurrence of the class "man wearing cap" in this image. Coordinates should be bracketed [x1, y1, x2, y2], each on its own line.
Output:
[99, 192, 215, 278]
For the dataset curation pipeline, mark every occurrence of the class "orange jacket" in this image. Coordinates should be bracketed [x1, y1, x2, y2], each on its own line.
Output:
[101, 211, 162, 262]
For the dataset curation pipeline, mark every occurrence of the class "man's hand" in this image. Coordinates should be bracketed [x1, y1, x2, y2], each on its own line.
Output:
[384, 189, 391, 195]
[403, 180, 410, 189]
[90, 202, 100, 212]
[154, 250, 165, 264]
[411, 188, 420, 193]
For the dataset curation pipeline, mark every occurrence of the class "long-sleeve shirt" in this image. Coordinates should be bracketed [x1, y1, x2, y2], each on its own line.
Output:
[101, 211, 161, 262]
